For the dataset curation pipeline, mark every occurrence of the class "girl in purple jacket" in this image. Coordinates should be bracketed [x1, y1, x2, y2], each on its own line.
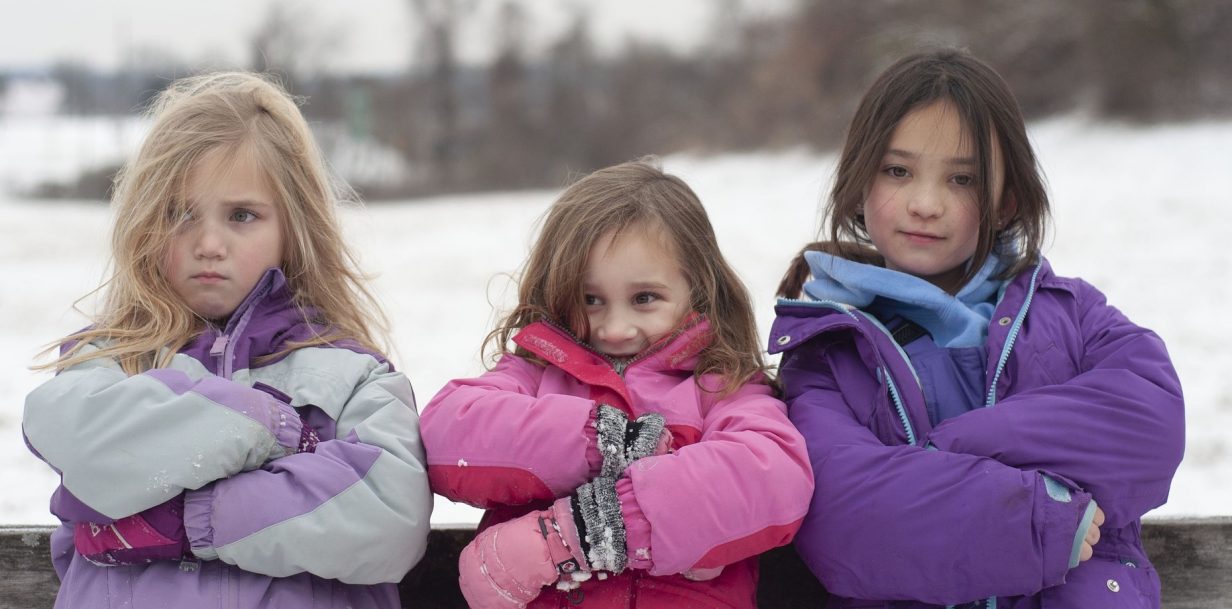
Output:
[772, 49, 1184, 608]
[421, 159, 813, 609]
[23, 72, 431, 609]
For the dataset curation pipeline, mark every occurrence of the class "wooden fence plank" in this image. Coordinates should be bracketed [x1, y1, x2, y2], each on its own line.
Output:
[2, 519, 1229, 609]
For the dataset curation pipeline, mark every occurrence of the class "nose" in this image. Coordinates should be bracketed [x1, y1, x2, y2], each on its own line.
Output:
[594, 309, 637, 344]
[906, 182, 944, 219]
[191, 220, 226, 260]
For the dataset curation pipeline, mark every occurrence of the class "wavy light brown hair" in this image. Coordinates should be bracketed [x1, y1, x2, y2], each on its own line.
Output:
[779, 48, 1050, 298]
[487, 159, 767, 396]
[42, 72, 388, 374]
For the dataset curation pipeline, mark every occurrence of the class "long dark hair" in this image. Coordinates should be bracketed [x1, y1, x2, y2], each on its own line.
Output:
[780, 48, 1050, 298]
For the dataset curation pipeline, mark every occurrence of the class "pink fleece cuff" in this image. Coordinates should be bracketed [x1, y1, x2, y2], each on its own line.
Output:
[616, 477, 653, 570]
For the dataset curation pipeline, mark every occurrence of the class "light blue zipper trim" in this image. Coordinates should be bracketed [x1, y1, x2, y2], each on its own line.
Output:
[776, 296, 860, 318]
[881, 367, 917, 445]
[966, 263, 1041, 609]
[854, 309, 921, 386]
[984, 263, 1042, 407]
[779, 296, 922, 445]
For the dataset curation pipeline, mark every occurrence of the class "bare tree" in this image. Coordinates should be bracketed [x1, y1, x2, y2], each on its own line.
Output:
[249, 1, 343, 89]
[407, 0, 476, 187]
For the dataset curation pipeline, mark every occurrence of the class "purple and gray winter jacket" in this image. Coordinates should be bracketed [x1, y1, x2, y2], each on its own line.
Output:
[769, 258, 1184, 608]
[23, 269, 432, 609]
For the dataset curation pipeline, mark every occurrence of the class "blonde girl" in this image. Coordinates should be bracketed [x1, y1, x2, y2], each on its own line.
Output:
[23, 72, 431, 609]
[421, 159, 813, 609]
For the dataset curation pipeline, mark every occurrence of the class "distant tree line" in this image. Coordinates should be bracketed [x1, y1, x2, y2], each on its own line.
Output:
[13, 0, 1232, 200]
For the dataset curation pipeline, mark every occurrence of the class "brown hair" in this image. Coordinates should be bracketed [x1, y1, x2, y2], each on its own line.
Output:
[41, 72, 389, 374]
[779, 48, 1050, 298]
[487, 158, 767, 396]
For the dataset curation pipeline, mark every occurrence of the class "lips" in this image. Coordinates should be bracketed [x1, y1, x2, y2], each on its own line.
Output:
[900, 230, 943, 243]
[191, 271, 226, 282]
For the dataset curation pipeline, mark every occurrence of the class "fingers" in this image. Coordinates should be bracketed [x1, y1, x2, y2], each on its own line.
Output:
[1084, 521, 1101, 548]
[1078, 505, 1105, 563]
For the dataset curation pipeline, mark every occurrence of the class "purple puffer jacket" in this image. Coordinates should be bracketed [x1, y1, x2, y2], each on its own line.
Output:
[24, 269, 431, 609]
[769, 259, 1184, 609]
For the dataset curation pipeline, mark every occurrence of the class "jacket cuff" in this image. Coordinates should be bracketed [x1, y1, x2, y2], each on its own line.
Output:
[183, 483, 218, 561]
[251, 382, 305, 456]
[1069, 498, 1099, 569]
[616, 477, 653, 570]
[1036, 473, 1093, 586]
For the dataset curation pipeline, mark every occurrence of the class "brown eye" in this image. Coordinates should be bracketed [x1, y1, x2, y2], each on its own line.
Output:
[633, 292, 659, 305]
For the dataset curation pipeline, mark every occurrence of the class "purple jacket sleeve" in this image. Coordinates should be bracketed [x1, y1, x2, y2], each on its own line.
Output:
[925, 280, 1185, 527]
[782, 336, 1091, 604]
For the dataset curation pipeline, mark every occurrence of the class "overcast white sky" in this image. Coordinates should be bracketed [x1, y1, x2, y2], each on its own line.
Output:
[0, 0, 793, 73]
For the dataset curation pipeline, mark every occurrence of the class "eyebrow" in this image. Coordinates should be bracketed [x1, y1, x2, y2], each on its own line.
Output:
[884, 148, 977, 166]
[223, 199, 275, 208]
[582, 280, 671, 291]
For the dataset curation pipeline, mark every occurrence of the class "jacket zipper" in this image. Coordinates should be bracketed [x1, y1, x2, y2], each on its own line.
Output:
[207, 280, 268, 380]
[984, 263, 1042, 407]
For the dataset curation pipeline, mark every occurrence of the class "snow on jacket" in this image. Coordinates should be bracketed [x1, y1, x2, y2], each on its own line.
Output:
[770, 258, 1184, 609]
[23, 268, 432, 609]
[421, 316, 814, 609]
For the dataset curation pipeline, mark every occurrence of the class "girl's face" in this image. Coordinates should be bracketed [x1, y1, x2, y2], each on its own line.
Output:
[163, 146, 284, 322]
[581, 225, 692, 357]
[864, 99, 1004, 291]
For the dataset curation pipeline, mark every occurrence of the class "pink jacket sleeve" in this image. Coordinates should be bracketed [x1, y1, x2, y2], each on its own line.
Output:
[420, 355, 600, 508]
[617, 379, 814, 576]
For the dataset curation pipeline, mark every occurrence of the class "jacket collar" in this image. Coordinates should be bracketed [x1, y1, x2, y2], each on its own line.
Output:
[512, 313, 711, 406]
[179, 268, 324, 372]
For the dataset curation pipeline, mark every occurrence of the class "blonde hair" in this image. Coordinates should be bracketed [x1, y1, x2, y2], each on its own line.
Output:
[42, 72, 388, 374]
[486, 159, 768, 396]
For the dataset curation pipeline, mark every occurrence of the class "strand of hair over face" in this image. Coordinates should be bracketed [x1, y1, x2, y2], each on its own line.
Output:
[40, 72, 391, 374]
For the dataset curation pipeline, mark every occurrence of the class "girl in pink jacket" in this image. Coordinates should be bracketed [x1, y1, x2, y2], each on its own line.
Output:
[420, 159, 814, 609]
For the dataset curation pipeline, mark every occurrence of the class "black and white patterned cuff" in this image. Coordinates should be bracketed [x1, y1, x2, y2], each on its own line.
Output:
[570, 476, 627, 573]
[595, 404, 631, 478]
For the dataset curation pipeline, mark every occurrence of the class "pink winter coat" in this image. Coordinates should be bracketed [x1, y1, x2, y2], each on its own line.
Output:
[421, 317, 814, 609]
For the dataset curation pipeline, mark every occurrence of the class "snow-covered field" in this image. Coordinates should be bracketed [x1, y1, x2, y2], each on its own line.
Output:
[1, 115, 1229, 525]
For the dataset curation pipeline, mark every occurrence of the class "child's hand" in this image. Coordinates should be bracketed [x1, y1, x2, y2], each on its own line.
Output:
[1077, 506, 1106, 562]
[458, 498, 589, 609]
[596, 405, 669, 478]
[74, 496, 191, 566]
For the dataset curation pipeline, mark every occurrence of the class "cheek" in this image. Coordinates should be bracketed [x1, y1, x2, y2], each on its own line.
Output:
[862, 193, 896, 239]
[161, 244, 183, 275]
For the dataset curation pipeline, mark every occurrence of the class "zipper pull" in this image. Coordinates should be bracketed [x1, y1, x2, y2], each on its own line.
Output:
[209, 335, 229, 357]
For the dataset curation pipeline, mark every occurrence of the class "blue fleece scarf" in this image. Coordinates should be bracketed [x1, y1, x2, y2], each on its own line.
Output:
[802, 251, 1006, 348]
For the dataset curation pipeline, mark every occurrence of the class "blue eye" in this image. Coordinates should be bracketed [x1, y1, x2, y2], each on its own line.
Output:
[170, 207, 193, 223]
[230, 210, 257, 223]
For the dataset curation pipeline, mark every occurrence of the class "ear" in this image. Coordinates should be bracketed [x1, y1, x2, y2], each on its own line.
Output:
[997, 192, 1018, 229]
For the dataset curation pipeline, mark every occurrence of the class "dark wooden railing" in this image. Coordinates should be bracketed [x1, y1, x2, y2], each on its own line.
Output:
[3, 519, 1229, 608]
